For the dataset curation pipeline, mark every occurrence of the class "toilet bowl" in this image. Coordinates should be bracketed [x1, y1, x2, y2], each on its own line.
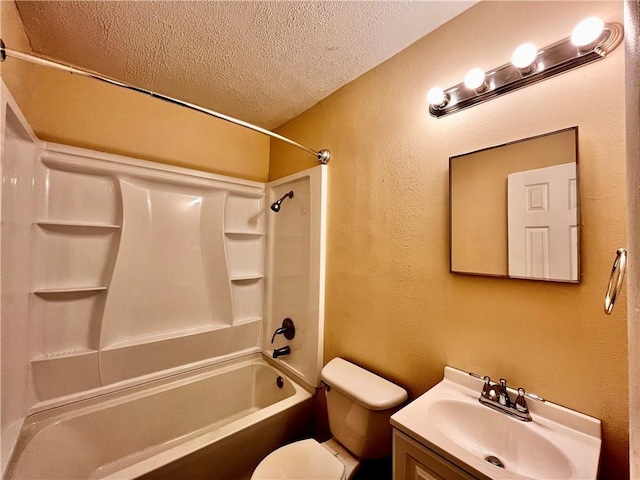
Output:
[251, 358, 407, 480]
[251, 438, 358, 480]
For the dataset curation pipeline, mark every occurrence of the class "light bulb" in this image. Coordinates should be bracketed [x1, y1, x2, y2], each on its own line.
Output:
[571, 16, 605, 47]
[464, 68, 486, 91]
[511, 43, 538, 70]
[427, 87, 447, 107]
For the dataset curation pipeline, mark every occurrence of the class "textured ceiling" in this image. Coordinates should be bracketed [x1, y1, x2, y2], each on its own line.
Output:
[15, 1, 477, 129]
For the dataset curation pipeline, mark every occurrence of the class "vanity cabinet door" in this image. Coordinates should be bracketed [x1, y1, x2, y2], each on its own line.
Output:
[393, 430, 477, 480]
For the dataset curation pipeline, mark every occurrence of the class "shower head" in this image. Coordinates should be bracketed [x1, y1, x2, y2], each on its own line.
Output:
[270, 191, 294, 212]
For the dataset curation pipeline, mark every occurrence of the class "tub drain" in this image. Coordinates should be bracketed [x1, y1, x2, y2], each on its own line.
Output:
[485, 455, 505, 468]
[276, 376, 284, 388]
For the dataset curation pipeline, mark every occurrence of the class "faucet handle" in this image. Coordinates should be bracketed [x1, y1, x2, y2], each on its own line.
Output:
[481, 376, 492, 395]
[271, 327, 287, 343]
[469, 373, 493, 399]
[515, 387, 529, 413]
[270, 318, 295, 343]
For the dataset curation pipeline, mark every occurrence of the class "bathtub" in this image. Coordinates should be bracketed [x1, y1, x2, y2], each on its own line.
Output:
[4, 354, 314, 480]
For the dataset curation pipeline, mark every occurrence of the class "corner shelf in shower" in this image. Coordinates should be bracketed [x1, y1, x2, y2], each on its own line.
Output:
[36, 221, 121, 230]
[33, 348, 98, 361]
[230, 275, 264, 282]
[34, 286, 108, 297]
[224, 231, 264, 237]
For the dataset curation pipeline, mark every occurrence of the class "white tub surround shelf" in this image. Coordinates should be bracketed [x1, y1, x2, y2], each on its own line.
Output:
[231, 275, 264, 281]
[224, 197, 265, 327]
[225, 231, 265, 236]
[34, 287, 108, 295]
[36, 221, 121, 229]
[34, 348, 97, 360]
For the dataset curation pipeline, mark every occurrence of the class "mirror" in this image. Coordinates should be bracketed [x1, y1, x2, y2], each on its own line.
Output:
[450, 127, 579, 283]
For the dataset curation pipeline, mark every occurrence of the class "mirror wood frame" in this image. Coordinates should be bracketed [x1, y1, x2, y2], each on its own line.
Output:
[449, 127, 580, 283]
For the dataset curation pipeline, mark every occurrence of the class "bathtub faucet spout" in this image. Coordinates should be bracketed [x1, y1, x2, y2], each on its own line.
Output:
[272, 346, 291, 359]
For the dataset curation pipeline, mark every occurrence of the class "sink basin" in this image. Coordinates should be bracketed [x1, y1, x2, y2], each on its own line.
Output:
[427, 399, 573, 478]
[391, 367, 601, 479]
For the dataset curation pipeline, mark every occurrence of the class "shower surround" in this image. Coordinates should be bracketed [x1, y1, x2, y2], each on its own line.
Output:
[1, 83, 327, 477]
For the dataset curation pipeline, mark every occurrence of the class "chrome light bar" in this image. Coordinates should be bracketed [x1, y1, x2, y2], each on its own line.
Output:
[428, 21, 623, 118]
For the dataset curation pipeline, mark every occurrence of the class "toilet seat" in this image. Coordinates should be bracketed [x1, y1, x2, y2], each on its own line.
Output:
[251, 439, 346, 480]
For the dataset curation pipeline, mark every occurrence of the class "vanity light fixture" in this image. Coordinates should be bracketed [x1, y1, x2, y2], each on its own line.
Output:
[511, 43, 538, 73]
[464, 68, 488, 93]
[426, 87, 448, 108]
[427, 16, 623, 118]
[571, 16, 606, 49]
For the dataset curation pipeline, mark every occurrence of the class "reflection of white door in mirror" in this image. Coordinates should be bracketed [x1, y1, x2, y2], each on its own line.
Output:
[507, 163, 578, 281]
[449, 127, 578, 282]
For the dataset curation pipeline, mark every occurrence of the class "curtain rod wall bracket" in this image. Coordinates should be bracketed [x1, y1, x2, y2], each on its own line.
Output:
[317, 149, 331, 164]
[0, 40, 330, 165]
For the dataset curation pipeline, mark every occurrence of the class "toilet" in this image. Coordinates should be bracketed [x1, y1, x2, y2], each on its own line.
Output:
[252, 357, 408, 480]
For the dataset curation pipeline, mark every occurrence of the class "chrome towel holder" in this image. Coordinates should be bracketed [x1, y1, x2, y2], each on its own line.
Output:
[604, 248, 627, 315]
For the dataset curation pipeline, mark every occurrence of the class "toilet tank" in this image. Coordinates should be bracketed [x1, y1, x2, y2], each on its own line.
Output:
[320, 358, 408, 459]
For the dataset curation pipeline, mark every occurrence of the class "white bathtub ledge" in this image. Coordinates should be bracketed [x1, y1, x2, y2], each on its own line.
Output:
[98, 387, 312, 480]
[5, 354, 314, 480]
[26, 349, 263, 416]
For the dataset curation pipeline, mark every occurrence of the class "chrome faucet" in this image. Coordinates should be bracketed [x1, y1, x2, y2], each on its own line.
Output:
[470, 373, 543, 422]
[496, 378, 511, 407]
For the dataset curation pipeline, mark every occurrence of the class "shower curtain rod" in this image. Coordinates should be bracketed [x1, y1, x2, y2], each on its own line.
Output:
[0, 40, 331, 164]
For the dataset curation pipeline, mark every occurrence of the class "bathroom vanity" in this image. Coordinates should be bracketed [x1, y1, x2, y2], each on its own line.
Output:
[390, 366, 602, 480]
[393, 429, 478, 480]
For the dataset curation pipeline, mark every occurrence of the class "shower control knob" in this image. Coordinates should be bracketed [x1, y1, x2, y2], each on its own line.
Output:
[270, 318, 295, 343]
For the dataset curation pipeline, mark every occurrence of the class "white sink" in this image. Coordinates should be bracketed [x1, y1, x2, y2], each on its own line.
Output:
[391, 367, 601, 479]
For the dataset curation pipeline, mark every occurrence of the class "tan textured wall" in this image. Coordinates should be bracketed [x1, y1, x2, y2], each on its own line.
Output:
[0, 0, 33, 107]
[271, 1, 628, 477]
[451, 128, 576, 276]
[0, 1, 269, 182]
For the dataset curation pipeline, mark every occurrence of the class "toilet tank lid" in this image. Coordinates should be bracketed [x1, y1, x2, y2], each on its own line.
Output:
[320, 358, 408, 411]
